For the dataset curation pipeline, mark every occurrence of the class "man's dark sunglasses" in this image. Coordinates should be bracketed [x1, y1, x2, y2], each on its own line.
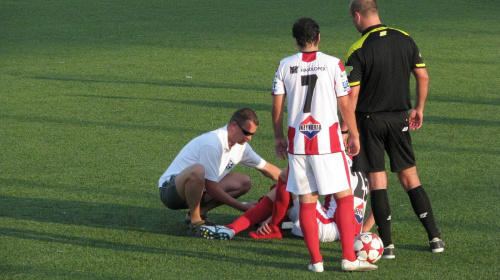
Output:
[236, 122, 255, 136]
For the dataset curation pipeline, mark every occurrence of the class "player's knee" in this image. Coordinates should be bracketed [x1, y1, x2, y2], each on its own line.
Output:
[397, 168, 421, 190]
[187, 164, 205, 184]
[240, 175, 252, 193]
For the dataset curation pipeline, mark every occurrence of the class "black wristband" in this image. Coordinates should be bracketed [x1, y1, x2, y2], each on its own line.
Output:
[341, 130, 349, 134]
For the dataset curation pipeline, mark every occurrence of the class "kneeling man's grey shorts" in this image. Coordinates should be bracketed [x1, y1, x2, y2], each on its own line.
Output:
[159, 175, 208, 209]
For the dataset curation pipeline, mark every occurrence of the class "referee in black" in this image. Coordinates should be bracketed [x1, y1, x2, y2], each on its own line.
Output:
[342, 0, 444, 259]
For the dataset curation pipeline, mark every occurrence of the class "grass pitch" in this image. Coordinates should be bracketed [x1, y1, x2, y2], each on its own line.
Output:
[1, 0, 499, 279]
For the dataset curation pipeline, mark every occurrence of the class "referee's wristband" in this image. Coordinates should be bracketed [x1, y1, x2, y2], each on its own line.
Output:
[341, 130, 349, 134]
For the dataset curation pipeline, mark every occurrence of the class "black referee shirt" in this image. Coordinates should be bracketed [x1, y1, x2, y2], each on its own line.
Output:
[345, 24, 425, 114]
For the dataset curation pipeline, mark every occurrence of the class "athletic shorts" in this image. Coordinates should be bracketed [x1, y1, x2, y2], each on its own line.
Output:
[159, 175, 208, 210]
[287, 152, 351, 196]
[353, 111, 416, 173]
[288, 197, 340, 242]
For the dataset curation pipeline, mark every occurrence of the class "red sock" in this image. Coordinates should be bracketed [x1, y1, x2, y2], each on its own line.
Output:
[226, 196, 272, 234]
[248, 177, 290, 239]
[271, 176, 290, 227]
[299, 202, 322, 264]
[336, 195, 357, 261]
[248, 223, 282, 239]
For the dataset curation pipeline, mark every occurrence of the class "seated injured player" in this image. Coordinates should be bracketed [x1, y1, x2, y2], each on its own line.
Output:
[199, 156, 375, 241]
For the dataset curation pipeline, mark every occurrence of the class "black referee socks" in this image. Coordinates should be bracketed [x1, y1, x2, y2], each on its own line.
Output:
[371, 189, 393, 246]
[407, 185, 440, 240]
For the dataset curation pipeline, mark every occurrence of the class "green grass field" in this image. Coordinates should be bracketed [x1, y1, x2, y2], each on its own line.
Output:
[1, 0, 499, 279]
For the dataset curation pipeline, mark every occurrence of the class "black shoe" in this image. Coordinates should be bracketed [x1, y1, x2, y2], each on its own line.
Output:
[430, 238, 445, 253]
[381, 244, 395, 259]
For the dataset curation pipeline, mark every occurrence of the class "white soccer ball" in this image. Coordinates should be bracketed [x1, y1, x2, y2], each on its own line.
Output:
[354, 232, 384, 263]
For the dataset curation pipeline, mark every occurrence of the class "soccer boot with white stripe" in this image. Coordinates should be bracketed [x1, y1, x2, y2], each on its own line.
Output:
[381, 244, 395, 259]
[430, 237, 445, 253]
[199, 225, 235, 240]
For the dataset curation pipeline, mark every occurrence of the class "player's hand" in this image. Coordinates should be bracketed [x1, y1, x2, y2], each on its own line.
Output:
[342, 133, 349, 153]
[409, 109, 423, 130]
[241, 201, 258, 211]
[274, 138, 288, 159]
[256, 221, 272, 235]
[347, 134, 360, 156]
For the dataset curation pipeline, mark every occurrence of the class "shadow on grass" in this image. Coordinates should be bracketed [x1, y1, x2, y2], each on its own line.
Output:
[0, 189, 221, 236]
[0, 191, 259, 238]
[0, 227, 312, 272]
[30, 75, 269, 94]
[1, 264, 118, 280]
[0, 179, 273, 238]
[0, 113, 193, 133]
[0, 227, 167, 254]
[0, 190, 349, 271]
[0, 195, 167, 234]
[69, 93, 273, 112]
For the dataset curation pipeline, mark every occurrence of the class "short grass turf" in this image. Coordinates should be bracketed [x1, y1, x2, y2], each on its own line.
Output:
[1, 0, 499, 279]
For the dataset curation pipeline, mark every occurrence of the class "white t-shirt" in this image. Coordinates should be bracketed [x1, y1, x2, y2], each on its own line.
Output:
[158, 125, 266, 188]
[272, 51, 351, 155]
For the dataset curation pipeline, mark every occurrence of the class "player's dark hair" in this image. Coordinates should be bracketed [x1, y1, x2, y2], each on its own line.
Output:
[350, 0, 378, 17]
[292, 18, 320, 49]
[229, 108, 259, 127]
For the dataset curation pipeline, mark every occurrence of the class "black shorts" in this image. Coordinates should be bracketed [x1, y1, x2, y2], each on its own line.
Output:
[159, 175, 208, 210]
[352, 111, 416, 173]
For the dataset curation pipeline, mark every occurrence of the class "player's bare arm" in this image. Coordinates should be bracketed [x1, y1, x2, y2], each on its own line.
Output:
[348, 85, 360, 111]
[272, 94, 287, 159]
[409, 67, 429, 130]
[337, 95, 360, 156]
[204, 180, 250, 212]
[257, 162, 282, 181]
[340, 85, 359, 133]
[338, 114, 349, 150]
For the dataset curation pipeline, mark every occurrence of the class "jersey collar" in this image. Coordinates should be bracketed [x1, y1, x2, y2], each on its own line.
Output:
[362, 24, 386, 36]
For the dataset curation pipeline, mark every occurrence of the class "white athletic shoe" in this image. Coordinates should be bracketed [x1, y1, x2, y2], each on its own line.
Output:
[199, 225, 235, 240]
[342, 257, 378, 272]
[308, 262, 324, 272]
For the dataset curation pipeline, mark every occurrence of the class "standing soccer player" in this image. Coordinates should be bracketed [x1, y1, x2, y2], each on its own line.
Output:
[344, 0, 444, 258]
[271, 17, 377, 272]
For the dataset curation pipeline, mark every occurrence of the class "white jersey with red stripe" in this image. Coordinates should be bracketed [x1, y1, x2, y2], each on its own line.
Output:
[271, 51, 351, 155]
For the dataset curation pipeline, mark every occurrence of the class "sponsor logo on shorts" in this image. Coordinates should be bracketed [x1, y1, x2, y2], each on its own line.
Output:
[354, 203, 364, 224]
[402, 127, 408, 132]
